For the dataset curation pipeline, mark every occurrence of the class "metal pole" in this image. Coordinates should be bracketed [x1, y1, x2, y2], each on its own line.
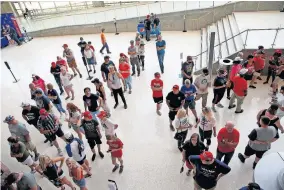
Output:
[243, 30, 249, 50]
[208, 32, 216, 82]
[183, 15, 187, 32]
[271, 28, 279, 48]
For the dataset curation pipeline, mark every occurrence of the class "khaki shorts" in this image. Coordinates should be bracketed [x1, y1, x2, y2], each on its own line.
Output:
[273, 76, 283, 84]
[68, 59, 77, 68]
[24, 141, 36, 152]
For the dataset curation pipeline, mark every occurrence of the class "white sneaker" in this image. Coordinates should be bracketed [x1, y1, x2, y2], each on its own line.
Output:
[217, 103, 224, 108]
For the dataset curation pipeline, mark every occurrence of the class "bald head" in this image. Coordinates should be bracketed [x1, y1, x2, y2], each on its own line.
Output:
[225, 121, 234, 133]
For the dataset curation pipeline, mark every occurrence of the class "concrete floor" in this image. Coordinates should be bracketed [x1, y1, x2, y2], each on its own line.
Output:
[1, 31, 283, 190]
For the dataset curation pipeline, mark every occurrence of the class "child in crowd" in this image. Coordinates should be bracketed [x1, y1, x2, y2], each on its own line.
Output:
[106, 135, 124, 174]
[60, 67, 74, 100]
[65, 103, 84, 140]
[138, 40, 145, 71]
[66, 158, 88, 190]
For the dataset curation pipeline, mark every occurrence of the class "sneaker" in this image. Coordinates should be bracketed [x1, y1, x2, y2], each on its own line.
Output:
[60, 91, 64, 95]
[170, 124, 175, 131]
[119, 165, 124, 174]
[156, 110, 162, 116]
[124, 104, 127, 109]
[257, 76, 262, 80]
[249, 85, 256, 89]
[142, 67, 145, 71]
[211, 106, 217, 112]
[138, 73, 140, 77]
[228, 104, 236, 109]
[112, 164, 119, 172]
[44, 139, 49, 143]
[50, 142, 53, 147]
[195, 118, 198, 123]
[74, 73, 77, 77]
[131, 73, 135, 76]
[91, 153, 96, 161]
[93, 70, 96, 74]
[65, 96, 70, 100]
[100, 50, 103, 54]
[71, 97, 75, 100]
[235, 109, 244, 114]
[88, 70, 92, 73]
[238, 153, 245, 163]
[99, 151, 104, 158]
[253, 162, 257, 169]
[263, 81, 268, 84]
[186, 169, 192, 176]
[129, 90, 132, 94]
[79, 74, 82, 78]
[217, 103, 224, 108]
[34, 153, 40, 162]
[114, 103, 119, 109]
[58, 149, 63, 156]
[107, 52, 112, 54]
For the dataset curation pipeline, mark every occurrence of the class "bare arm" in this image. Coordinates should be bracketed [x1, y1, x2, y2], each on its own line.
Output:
[275, 120, 284, 133]
[52, 157, 65, 168]
[100, 86, 107, 100]
[256, 110, 263, 122]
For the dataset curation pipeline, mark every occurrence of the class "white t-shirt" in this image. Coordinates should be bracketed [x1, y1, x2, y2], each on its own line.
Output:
[174, 116, 191, 133]
[70, 140, 86, 161]
[101, 118, 116, 136]
[84, 49, 93, 59]
[194, 75, 210, 94]
[198, 113, 216, 131]
[276, 93, 284, 118]
[70, 111, 80, 124]
[60, 73, 72, 87]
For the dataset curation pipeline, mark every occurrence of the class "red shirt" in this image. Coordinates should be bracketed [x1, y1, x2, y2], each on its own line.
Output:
[217, 128, 240, 153]
[56, 59, 68, 71]
[90, 45, 95, 52]
[253, 56, 265, 71]
[151, 79, 163, 98]
[107, 138, 123, 158]
[119, 63, 130, 79]
[232, 76, 247, 96]
[33, 78, 46, 92]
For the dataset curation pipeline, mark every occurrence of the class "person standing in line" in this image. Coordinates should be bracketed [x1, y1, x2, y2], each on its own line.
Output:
[151, 72, 164, 116]
[181, 79, 198, 122]
[216, 121, 240, 165]
[275, 85, 284, 119]
[83, 87, 102, 121]
[34, 89, 53, 112]
[47, 83, 67, 117]
[238, 116, 278, 169]
[119, 60, 132, 94]
[88, 41, 95, 52]
[84, 44, 96, 74]
[194, 68, 210, 108]
[106, 135, 124, 174]
[189, 151, 231, 190]
[50, 62, 64, 95]
[1, 162, 13, 190]
[21, 102, 52, 145]
[3, 115, 40, 161]
[263, 50, 282, 84]
[29, 83, 44, 101]
[181, 56, 195, 84]
[108, 66, 128, 109]
[227, 57, 242, 99]
[174, 109, 192, 152]
[101, 56, 116, 96]
[62, 44, 82, 78]
[7, 137, 41, 174]
[137, 40, 146, 71]
[5, 172, 42, 190]
[242, 55, 255, 81]
[65, 102, 84, 140]
[97, 111, 118, 137]
[156, 35, 166, 74]
[60, 67, 75, 100]
[66, 158, 88, 190]
[119, 53, 129, 63]
[38, 155, 76, 190]
[228, 68, 248, 114]
[32, 74, 47, 95]
[81, 111, 105, 161]
[249, 50, 265, 89]
[77, 37, 87, 56]
[91, 78, 111, 117]
[195, 107, 216, 150]
[37, 109, 65, 156]
[212, 68, 227, 112]
[166, 85, 186, 131]
[128, 40, 140, 77]
[100, 28, 111, 54]
[271, 56, 284, 96]
[56, 56, 68, 72]
[144, 15, 151, 41]
[182, 133, 207, 176]
[153, 14, 160, 41]
[64, 132, 92, 178]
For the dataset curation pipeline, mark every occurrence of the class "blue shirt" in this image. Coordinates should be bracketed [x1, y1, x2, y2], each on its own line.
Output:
[156, 40, 166, 54]
[181, 85, 196, 101]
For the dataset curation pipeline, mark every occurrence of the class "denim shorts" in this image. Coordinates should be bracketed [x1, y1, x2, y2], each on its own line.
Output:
[73, 178, 86, 187]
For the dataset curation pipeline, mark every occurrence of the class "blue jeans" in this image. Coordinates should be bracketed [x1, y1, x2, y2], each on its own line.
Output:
[54, 103, 66, 113]
[125, 76, 132, 90]
[100, 42, 110, 53]
[157, 53, 165, 72]
[90, 111, 99, 121]
[12, 34, 21, 45]
[54, 76, 64, 93]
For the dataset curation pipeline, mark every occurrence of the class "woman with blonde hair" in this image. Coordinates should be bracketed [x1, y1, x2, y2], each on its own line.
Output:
[174, 109, 192, 152]
[38, 155, 75, 190]
[66, 158, 88, 190]
[195, 107, 216, 150]
[65, 102, 84, 140]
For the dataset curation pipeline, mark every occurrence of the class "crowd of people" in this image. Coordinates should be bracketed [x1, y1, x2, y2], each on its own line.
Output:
[1, 22, 283, 190]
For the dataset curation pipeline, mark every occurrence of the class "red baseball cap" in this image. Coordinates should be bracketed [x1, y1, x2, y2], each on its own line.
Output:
[51, 62, 56, 67]
[82, 111, 92, 119]
[39, 108, 48, 116]
[62, 44, 68, 48]
[275, 49, 282, 54]
[200, 151, 214, 161]
[97, 111, 107, 119]
[173, 85, 179, 90]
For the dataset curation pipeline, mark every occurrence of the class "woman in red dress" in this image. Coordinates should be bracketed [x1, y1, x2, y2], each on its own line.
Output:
[106, 135, 124, 174]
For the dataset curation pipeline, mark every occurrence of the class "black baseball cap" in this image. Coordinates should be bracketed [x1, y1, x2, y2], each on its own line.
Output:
[104, 55, 110, 59]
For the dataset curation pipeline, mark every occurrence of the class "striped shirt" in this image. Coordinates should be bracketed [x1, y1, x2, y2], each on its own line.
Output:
[37, 114, 58, 135]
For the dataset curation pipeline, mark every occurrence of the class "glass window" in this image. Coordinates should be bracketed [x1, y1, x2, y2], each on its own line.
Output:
[25, 2, 41, 10]
[40, 2, 55, 9]
[55, 1, 70, 7]
[13, 3, 20, 10]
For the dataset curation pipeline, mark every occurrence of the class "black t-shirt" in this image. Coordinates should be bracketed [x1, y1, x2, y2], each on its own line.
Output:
[182, 141, 206, 162]
[50, 65, 61, 78]
[144, 19, 151, 30]
[47, 89, 61, 104]
[153, 18, 160, 26]
[22, 106, 40, 126]
[100, 61, 115, 80]
[81, 119, 99, 139]
[189, 155, 231, 189]
[166, 91, 185, 108]
[213, 76, 227, 87]
[181, 61, 194, 77]
[83, 94, 99, 112]
[78, 41, 87, 52]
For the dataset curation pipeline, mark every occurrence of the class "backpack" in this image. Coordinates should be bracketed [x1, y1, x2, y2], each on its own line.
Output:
[74, 138, 85, 156]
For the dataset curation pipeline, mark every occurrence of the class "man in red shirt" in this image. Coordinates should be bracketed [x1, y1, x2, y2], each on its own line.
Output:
[119, 61, 132, 94]
[151, 72, 163, 116]
[216, 121, 240, 165]
[228, 68, 248, 113]
[250, 50, 265, 88]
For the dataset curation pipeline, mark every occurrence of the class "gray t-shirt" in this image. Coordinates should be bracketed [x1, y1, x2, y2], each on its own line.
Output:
[248, 126, 277, 151]
[128, 46, 137, 58]
[17, 173, 40, 190]
[8, 123, 29, 143]
[63, 48, 75, 62]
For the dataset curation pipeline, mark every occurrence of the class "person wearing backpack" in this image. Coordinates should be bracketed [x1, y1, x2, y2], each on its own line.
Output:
[81, 111, 105, 161]
[64, 131, 92, 178]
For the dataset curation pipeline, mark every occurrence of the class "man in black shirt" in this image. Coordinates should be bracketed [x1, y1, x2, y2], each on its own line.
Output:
[166, 85, 185, 131]
[144, 15, 151, 41]
[50, 62, 64, 95]
[78, 37, 87, 56]
[83, 87, 102, 122]
[181, 56, 195, 84]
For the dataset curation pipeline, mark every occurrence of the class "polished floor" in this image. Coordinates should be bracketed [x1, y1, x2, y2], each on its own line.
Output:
[1, 31, 283, 190]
